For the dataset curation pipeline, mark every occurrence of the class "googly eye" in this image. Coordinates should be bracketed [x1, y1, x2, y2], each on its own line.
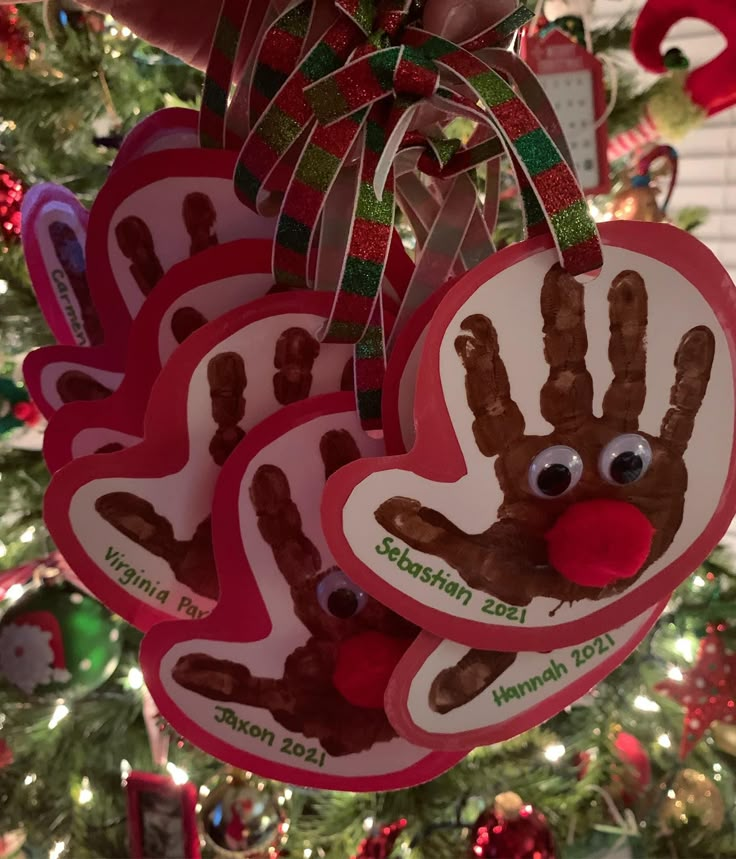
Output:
[317, 569, 367, 619]
[529, 445, 583, 498]
[599, 434, 652, 485]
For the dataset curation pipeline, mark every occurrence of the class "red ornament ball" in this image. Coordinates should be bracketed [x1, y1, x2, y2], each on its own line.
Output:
[0, 165, 24, 246]
[613, 732, 651, 802]
[352, 819, 407, 859]
[470, 793, 556, 859]
[0, 6, 29, 68]
[545, 499, 654, 587]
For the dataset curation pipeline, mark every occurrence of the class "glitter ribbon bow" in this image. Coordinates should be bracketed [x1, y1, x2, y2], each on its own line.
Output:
[201, 0, 603, 427]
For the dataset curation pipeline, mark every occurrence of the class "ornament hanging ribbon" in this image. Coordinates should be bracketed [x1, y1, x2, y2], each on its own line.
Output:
[201, 0, 602, 427]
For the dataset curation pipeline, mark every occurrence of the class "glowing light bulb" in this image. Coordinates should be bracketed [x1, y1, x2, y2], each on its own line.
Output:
[692, 575, 706, 588]
[166, 762, 189, 785]
[675, 638, 694, 661]
[49, 704, 69, 729]
[6, 584, 24, 602]
[0, 279, 8, 294]
[24, 773, 36, 785]
[127, 667, 144, 690]
[19, 526, 36, 544]
[667, 666, 683, 681]
[49, 841, 66, 859]
[658, 733, 672, 749]
[544, 743, 565, 762]
[78, 777, 93, 805]
[304, 850, 313, 859]
[634, 695, 660, 712]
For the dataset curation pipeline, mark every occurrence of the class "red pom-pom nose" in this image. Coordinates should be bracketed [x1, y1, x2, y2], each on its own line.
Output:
[332, 632, 412, 709]
[545, 500, 655, 588]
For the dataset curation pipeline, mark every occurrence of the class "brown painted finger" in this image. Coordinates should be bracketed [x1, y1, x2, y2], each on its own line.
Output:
[57, 370, 114, 404]
[660, 325, 715, 456]
[172, 654, 289, 711]
[602, 270, 648, 431]
[174, 516, 219, 600]
[540, 264, 593, 431]
[249, 465, 322, 585]
[320, 430, 361, 480]
[207, 352, 247, 465]
[455, 313, 525, 457]
[171, 307, 208, 344]
[95, 492, 179, 564]
[273, 327, 320, 405]
[95, 442, 125, 455]
[182, 192, 218, 256]
[209, 427, 246, 467]
[429, 649, 517, 714]
[115, 216, 164, 296]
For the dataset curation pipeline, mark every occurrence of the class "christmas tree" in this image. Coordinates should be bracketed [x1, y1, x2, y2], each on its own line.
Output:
[0, 3, 735, 858]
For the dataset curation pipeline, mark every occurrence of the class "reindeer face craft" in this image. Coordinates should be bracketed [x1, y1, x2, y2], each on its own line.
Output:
[141, 394, 465, 790]
[324, 222, 736, 651]
[45, 292, 354, 632]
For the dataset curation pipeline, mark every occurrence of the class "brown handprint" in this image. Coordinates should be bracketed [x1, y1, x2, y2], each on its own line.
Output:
[57, 370, 114, 404]
[171, 307, 209, 344]
[274, 328, 320, 405]
[115, 216, 165, 297]
[48, 221, 104, 346]
[376, 265, 716, 607]
[208, 353, 247, 466]
[172, 430, 418, 757]
[95, 493, 219, 600]
[182, 192, 219, 255]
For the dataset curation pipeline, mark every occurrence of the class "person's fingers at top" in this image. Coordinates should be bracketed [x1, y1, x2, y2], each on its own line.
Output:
[13, 0, 521, 72]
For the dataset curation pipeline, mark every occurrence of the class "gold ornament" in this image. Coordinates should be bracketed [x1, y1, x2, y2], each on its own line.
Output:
[711, 720, 736, 757]
[198, 770, 290, 858]
[659, 769, 724, 833]
[612, 181, 666, 223]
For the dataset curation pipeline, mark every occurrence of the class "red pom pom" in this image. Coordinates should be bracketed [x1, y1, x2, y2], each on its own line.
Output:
[333, 632, 411, 709]
[545, 500, 654, 588]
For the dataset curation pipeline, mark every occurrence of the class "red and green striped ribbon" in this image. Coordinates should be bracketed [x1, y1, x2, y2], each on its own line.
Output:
[402, 29, 602, 274]
[234, 16, 362, 212]
[200, 0, 253, 149]
[274, 107, 369, 288]
[323, 104, 396, 344]
[354, 300, 387, 431]
[461, 5, 534, 52]
[248, 1, 315, 128]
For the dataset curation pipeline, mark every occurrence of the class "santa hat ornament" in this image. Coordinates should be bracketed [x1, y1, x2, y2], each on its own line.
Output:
[0, 580, 121, 700]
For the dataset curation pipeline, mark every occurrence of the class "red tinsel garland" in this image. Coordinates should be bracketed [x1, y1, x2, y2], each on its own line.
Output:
[0, 165, 24, 246]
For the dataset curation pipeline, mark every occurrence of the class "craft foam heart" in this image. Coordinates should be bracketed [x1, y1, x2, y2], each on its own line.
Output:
[45, 292, 355, 632]
[141, 393, 465, 790]
[385, 602, 665, 750]
[21, 184, 100, 348]
[43, 237, 412, 473]
[323, 221, 736, 651]
[24, 148, 278, 417]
